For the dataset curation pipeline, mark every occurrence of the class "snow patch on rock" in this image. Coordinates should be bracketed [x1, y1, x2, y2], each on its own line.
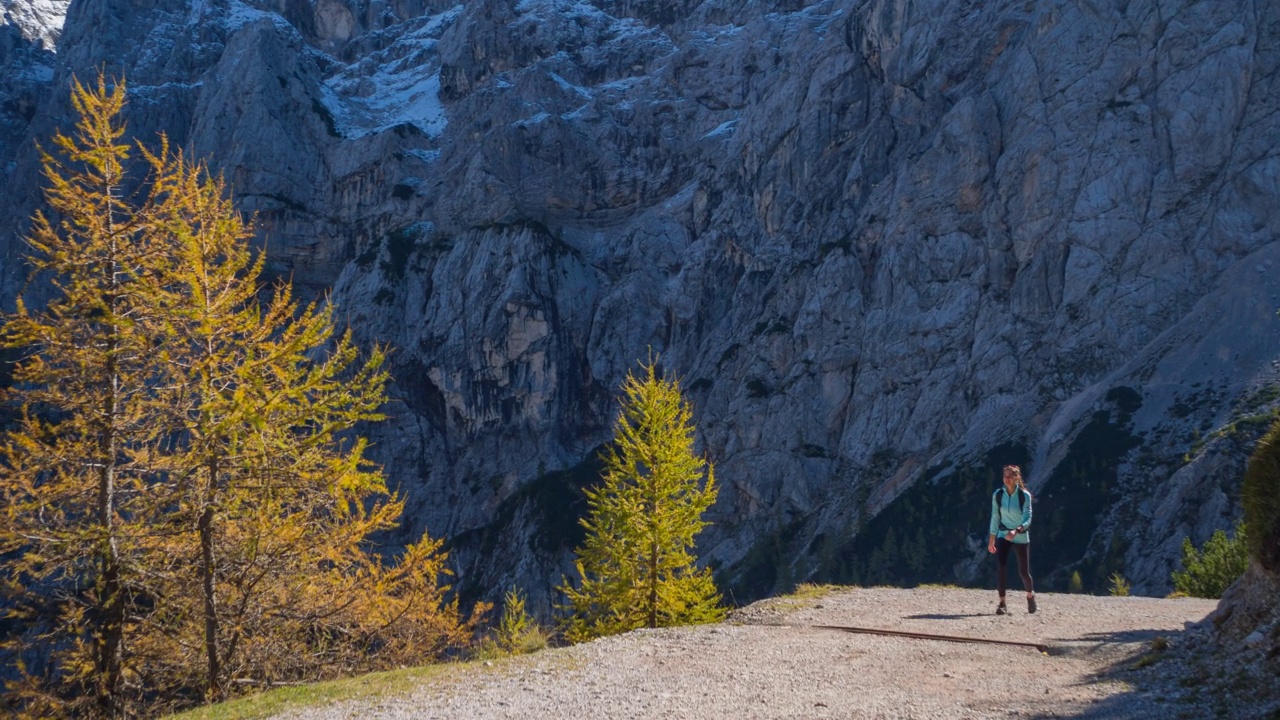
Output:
[321, 5, 462, 139]
[1, 0, 69, 50]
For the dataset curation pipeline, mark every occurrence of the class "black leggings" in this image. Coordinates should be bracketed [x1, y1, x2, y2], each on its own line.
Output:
[995, 537, 1033, 596]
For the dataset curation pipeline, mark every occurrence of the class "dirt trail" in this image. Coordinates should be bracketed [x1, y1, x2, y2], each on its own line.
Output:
[282, 588, 1222, 719]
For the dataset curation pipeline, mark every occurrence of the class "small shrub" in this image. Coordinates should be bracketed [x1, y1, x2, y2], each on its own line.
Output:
[475, 588, 549, 660]
[1109, 572, 1131, 597]
[1171, 521, 1249, 598]
[498, 588, 548, 654]
[1069, 571, 1083, 594]
[500, 588, 531, 648]
[1242, 419, 1280, 573]
[497, 588, 538, 652]
[1131, 638, 1168, 672]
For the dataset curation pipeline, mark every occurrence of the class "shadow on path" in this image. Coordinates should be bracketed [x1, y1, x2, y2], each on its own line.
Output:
[1030, 627, 1183, 720]
[1048, 628, 1170, 644]
[901, 613, 990, 620]
[1031, 624, 1279, 720]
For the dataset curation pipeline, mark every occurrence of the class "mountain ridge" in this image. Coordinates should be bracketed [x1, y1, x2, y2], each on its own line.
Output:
[0, 0, 1277, 610]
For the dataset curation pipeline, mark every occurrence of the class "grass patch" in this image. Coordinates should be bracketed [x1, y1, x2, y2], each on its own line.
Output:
[165, 663, 455, 720]
[746, 583, 847, 614]
[1132, 652, 1162, 669]
[474, 626, 552, 661]
[1131, 636, 1170, 670]
[1238, 383, 1280, 415]
[784, 582, 840, 603]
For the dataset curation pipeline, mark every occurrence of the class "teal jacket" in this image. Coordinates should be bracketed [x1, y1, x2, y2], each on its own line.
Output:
[989, 487, 1032, 544]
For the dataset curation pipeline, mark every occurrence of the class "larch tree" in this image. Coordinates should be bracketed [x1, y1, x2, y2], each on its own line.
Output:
[560, 360, 724, 642]
[0, 75, 170, 718]
[2, 79, 481, 717]
[137, 108, 477, 702]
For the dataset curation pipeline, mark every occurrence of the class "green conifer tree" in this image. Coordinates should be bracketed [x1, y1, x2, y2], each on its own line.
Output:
[1171, 521, 1249, 599]
[561, 360, 724, 642]
[1108, 572, 1131, 597]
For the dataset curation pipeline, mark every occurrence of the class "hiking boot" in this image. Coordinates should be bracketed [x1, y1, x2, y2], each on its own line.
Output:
[996, 601, 1008, 615]
[1027, 595, 1037, 614]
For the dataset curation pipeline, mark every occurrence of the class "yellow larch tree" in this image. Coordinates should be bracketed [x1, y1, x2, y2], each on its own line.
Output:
[560, 360, 724, 642]
[2, 78, 482, 717]
[129, 103, 481, 702]
[0, 74, 171, 719]
[136, 104, 478, 704]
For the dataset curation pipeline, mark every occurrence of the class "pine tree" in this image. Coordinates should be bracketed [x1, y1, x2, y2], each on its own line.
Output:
[560, 360, 724, 642]
[0, 74, 172, 718]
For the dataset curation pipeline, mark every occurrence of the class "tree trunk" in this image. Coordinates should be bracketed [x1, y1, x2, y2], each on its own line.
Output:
[646, 466, 659, 629]
[648, 538, 658, 628]
[200, 457, 221, 700]
[96, 458, 123, 717]
[96, 210, 124, 717]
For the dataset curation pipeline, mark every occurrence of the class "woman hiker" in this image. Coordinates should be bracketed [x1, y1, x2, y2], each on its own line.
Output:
[987, 464, 1036, 614]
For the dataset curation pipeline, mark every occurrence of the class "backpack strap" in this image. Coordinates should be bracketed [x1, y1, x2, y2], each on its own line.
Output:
[995, 488, 1027, 529]
[997, 487, 1024, 510]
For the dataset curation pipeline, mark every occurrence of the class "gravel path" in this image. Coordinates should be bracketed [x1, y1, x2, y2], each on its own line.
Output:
[281, 588, 1221, 719]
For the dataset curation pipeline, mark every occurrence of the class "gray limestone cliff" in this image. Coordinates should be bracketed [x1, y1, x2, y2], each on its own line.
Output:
[1, 0, 1278, 609]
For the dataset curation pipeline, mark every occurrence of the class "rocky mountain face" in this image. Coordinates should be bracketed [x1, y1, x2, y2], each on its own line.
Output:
[1, 0, 1277, 610]
[0, 1, 60, 178]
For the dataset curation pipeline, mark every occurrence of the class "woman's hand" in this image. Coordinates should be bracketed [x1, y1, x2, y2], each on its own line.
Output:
[1004, 531, 1016, 541]
[987, 538, 996, 553]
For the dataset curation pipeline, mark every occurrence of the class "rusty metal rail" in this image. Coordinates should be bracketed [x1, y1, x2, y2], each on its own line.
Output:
[811, 624, 1050, 653]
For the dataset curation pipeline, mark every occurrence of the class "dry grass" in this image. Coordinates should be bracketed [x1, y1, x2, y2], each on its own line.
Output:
[769, 583, 844, 610]
[164, 664, 457, 720]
